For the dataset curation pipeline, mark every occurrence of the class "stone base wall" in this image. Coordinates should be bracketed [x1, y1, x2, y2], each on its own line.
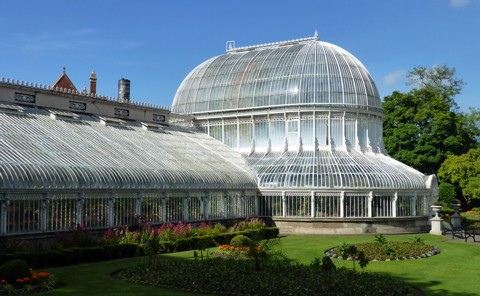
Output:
[271, 217, 430, 235]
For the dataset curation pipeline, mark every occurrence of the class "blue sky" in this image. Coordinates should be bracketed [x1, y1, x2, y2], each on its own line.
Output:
[1, 0, 479, 111]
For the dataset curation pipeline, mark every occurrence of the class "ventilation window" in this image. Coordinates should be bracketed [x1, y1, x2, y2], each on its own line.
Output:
[0, 102, 24, 114]
[48, 109, 80, 121]
[98, 116, 125, 127]
[139, 121, 163, 131]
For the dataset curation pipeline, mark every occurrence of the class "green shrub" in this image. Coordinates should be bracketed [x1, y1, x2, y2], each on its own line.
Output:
[230, 217, 266, 231]
[120, 243, 140, 257]
[212, 223, 227, 234]
[439, 182, 456, 205]
[0, 226, 279, 269]
[103, 245, 117, 260]
[0, 254, 14, 266]
[230, 234, 253, 247]
[0, 259, 30, 283]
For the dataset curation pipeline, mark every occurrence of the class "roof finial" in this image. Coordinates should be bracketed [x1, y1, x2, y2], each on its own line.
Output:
[63, 66, 66, 74]
[314, 30, 318, 40]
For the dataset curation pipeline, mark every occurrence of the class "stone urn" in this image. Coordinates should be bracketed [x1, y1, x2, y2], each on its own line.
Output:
[430, 205, 443, 235]
[431, 205, 442, 218]
[451, 201, 461, 212]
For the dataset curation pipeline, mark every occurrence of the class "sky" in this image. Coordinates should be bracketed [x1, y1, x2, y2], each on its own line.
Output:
[1, 0, 479, 111]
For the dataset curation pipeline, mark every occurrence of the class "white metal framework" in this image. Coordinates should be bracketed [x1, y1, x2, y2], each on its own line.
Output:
[0, 103, 258, 235]
[0, 35, 438, 236]
[171, 35, 436, 220]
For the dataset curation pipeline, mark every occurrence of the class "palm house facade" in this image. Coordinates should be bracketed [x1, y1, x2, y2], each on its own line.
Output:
[172, 34, 437, 234]
[0, 72, 258, 236]
[0, 34, 437, 237]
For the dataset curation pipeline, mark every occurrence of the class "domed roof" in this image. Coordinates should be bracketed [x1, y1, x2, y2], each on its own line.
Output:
[172, 37, 381, 114]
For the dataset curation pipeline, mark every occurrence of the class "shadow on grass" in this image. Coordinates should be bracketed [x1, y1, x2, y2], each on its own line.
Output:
[384, 274, 478, 296]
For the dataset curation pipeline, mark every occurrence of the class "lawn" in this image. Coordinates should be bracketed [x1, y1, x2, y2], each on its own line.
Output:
[37, 234, 479, 296]
[278, 234, 480, 296]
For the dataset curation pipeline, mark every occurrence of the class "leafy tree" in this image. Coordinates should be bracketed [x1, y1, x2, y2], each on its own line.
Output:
[465, 107, 480, 142]
[438, 182, 456, 205]
[438, 148, 480, 204]
[406, 65, 464, 101]
[383, 65, 479, 174]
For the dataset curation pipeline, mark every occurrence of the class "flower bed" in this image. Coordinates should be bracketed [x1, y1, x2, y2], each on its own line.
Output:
[215, 244, 262, 258]
[0, 269, 56, 295]
[325, 235, 440, 261]
[118, 256, 411, 296]
[0, 218, 279, 269]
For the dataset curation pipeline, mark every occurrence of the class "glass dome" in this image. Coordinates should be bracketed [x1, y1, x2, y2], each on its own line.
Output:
[171, 36, 432, 193]
[172, 36, 381, 114]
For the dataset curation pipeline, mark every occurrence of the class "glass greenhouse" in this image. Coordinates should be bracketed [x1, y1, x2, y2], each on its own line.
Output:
[0, 34, 437, 236]
[0, 99, 257, 235]
[172, 34, 437, 229]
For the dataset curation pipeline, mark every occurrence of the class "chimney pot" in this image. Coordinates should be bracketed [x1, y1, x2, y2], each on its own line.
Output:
[89, 70, 97, 95]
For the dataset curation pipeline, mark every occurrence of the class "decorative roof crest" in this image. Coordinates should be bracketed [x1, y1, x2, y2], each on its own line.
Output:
[226, 31, 319, 54]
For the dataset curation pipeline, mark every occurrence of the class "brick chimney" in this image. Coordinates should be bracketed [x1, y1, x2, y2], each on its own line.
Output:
[89, 70, 97, 95]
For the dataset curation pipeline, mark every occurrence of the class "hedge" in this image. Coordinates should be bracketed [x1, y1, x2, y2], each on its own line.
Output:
[0, 227, 279, 268]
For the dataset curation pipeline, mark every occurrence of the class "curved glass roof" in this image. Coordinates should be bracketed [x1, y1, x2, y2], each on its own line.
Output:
[0, 106, 257, 191]
[172, 39, 381, 114]
[245, 150, 428, 190]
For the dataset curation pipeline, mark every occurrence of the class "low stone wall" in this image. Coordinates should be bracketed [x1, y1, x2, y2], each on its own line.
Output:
[271, 217, 430, 235]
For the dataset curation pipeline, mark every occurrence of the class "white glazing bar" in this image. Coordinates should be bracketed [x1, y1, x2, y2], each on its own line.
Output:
[204, 193, 210, 220]
[282, 191, 286, 217]
[76, 192, 84, 227]
[413, 192, 418, 216]
[183, 194, 189, 221]
[135, 192, 143, 217]
[223, 192, 228, 218]
[368, 192, 373, 218]
[161, 193, 167, 223]
[0, 193, 9, 235]
[392, 192, 398, 217]
[41, 193, 49, 232]
[340, 191, 345, 218]
[240, 191, 245, 217]
[310, 191, 315, 218]
[108, 192, 115, 227]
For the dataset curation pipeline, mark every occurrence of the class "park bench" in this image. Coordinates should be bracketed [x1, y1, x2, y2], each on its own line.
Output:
[441, 220, 477, 242]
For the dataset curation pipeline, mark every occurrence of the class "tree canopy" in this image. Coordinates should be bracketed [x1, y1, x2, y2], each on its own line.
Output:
[438, 148, 480, 203]
[382, 65, 479, 175]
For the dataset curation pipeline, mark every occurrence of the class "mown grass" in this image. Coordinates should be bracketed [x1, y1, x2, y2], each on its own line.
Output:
[36, 234, 479, 296]
[39, 257, 204, 296]
[278, 234, 480, 296]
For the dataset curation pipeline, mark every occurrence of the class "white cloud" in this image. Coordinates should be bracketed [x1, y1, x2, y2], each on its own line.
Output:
[449, 0, 471, 8]
[382, 70, 406, 86]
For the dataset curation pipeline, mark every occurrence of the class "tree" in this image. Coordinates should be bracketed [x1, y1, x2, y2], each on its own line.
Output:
[437, 148, 480, 204]
[406, 65, 464, 102]
[465, 107, 480, 143]
[438, 182, 456, 205]
[383, 65, 479, 174]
